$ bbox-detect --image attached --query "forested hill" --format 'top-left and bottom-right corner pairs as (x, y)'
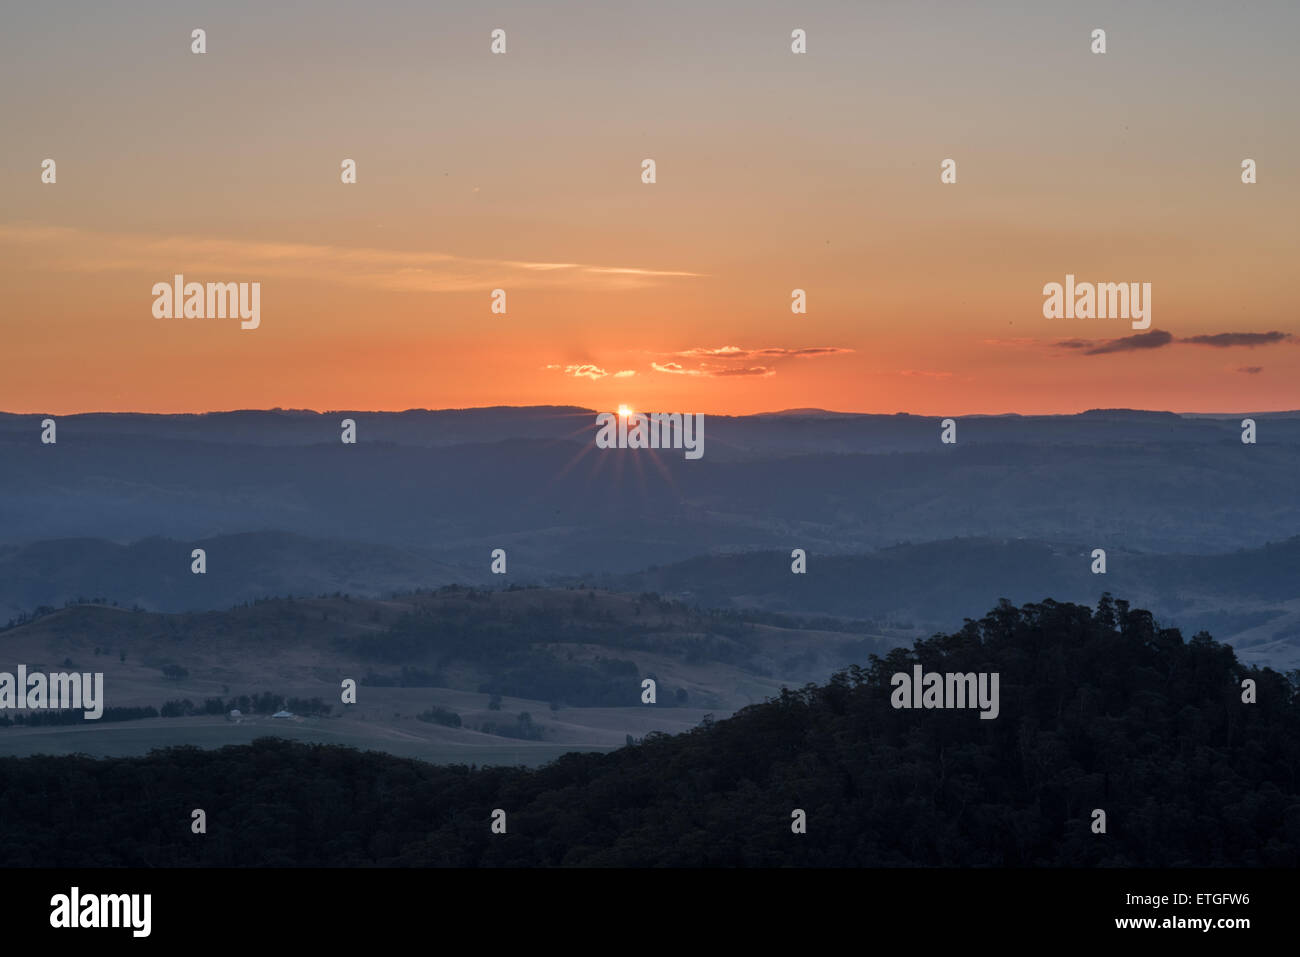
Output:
(1, 596), (1296, 867)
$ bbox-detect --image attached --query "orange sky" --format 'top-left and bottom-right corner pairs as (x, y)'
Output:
(3, 2), (1298, 416)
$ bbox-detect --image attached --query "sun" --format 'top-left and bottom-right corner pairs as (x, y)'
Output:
(617, 404), (633, 418)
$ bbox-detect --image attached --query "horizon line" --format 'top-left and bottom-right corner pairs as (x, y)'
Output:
(2, 405), (1299, 419)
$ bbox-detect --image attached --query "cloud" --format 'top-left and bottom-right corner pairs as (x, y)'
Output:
(1050, 330), (1175, 355)
(672, 345), (852, 360)
(1055, 328), (1294, 357)
(755, 346), (853, 358)
(585, 266), (703, 278)
(650, 345), (849, 378)
(1083, 330), (1175, 355)
(674, 347), (748, 359)
(1237, 366), (1264, 374)
(548, 364), (609, 379)
(650, 361), (773, 377)
(1183, 331), (1292, 348)
(0, 223), (703, 293)
(504, 261), (583, 272)
(546, 364), (635, 379)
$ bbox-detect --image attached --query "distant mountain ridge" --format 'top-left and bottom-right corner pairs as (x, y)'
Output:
(4, 407), (1299, 563)
(5, 405), (1300, 449)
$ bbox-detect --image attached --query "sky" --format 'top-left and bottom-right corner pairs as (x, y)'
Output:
(2, 0), (1298, 416)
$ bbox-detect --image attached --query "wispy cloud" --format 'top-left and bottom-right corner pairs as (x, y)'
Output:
(585, 266), (702, 278)
(648, 344), (849, 378)
(1237, 366), (1264, 374)
(709, 366), (776, 377)
(546, 363), (612, 380)
(672, 345), (853, 360)
(651, 361), (774, 377)
(0, 223), (703, 293)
